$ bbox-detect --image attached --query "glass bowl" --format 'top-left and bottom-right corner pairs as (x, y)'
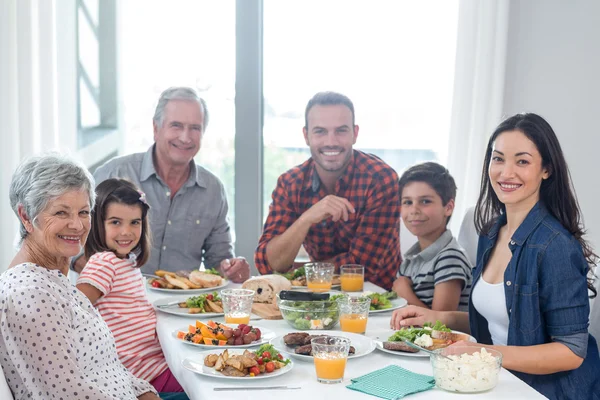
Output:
(430, 346), (502, 393)
(276, 294), (340, 330)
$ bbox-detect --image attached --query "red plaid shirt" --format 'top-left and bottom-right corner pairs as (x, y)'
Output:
(255, 150), (401, 290)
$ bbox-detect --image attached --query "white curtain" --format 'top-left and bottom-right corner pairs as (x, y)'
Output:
(0, 0), (78, 273)
(447, 0), (510, 234)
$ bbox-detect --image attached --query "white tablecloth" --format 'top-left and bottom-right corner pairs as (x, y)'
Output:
(149, 282), (545, 400)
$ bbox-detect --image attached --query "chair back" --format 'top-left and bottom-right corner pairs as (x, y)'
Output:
(457, 206), (478, 267)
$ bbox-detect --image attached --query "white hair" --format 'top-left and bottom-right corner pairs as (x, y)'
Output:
(152, 86), (209, 130)
(9, 153), (96, 243)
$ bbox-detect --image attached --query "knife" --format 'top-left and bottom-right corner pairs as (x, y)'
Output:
(155, 300), (182, 308)
(401, 339), (453, 360)
(213, 386), (301, 391)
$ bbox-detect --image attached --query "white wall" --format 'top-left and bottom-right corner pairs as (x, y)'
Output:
(502, 0), (600, 251)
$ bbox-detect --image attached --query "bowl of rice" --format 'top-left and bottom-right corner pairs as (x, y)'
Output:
(430, 346), (502, 393)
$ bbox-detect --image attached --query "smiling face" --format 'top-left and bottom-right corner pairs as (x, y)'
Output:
(488, 130), (549, 210)
(103, 202), (143, 258)
(303, 104), (359, 176)
(401, 181), (454, 245)
(153, 99), (204, 167)
(27, 190), (91, 259)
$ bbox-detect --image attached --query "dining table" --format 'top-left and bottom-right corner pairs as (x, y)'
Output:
(148, 281), (546, 400)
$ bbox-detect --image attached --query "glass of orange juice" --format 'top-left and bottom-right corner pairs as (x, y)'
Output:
(220, 289), (254, 324)
(311, 336), (351, 384)
(304, 263), (335, 292)
(340, 264), (364, 292)
(337, 296), (370, 334)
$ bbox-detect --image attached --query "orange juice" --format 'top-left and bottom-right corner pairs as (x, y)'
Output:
(225, 313), (250, 324)
(340, 273), (364, 292)
(340, 313), (368, 333)
(314, 354), (347, 381)
(307, 281), (332, 292)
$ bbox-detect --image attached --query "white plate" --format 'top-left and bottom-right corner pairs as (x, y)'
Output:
(374, 330), (476, 358)
(147, 279), (229, 294)
(182, 350), (294, 380)
(269, 330), (376, 361)
(369, 297), (408, 314)
(153, 296), (224, 318)
(173, 325), (276, 349)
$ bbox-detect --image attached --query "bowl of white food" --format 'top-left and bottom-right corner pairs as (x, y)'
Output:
(430, 346), (502, 393)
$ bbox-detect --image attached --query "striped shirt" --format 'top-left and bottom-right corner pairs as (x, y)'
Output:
(77, 252), (168, 382)
(399, 230), (472, 311)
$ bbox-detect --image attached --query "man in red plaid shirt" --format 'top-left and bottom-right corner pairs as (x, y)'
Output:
(255, 92), (401, 290)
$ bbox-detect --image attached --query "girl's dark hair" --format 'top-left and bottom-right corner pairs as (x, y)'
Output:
(474, 113), (597, 297)
(398, 161), (457, 225)
(85, 178), (151, 268)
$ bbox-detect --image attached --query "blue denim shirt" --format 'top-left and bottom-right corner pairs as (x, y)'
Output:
(469, 202), (600, 400)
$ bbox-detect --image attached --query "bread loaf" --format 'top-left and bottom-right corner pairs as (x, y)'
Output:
(242, 275), (292, 303)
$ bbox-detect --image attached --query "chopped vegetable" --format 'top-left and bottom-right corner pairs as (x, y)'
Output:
(388, 320), (451, 342)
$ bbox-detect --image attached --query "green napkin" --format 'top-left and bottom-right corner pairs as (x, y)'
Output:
(346, 364), (435, 400)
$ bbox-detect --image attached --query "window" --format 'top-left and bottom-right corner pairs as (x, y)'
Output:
(262, 0), (459, 217)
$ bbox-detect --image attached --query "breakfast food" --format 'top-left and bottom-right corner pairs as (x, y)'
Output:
(204, 345), (290, 377)
(177, 320), (262, 346)
(241, 274), (291, 303)
(148, 269), (224, 290)
(283, 332), (356, 356)
(384, 321), (470, 353)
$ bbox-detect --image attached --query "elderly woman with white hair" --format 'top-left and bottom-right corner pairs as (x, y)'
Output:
(0, 154), (161, 400)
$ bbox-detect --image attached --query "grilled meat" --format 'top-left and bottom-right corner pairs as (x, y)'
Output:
(283, 332), (310, 346)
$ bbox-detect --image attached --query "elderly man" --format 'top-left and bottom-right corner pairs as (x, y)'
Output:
(255, 91), (401, 290)
(75, 87), (249, 283)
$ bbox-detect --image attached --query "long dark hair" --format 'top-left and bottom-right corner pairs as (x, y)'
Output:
(474, 113), (597, 297)
(85, 178), (151, 267)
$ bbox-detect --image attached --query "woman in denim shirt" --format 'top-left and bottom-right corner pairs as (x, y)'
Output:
(391, 113), (599, 400)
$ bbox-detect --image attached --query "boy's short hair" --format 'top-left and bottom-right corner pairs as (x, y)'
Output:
(399, 162), (457, 223)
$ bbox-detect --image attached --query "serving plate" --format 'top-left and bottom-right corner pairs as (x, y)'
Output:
(270, 330), (376, 361)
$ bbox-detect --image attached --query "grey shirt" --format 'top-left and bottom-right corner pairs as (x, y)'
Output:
(93, 145), (234, 274)
(399, 229), (472, 311)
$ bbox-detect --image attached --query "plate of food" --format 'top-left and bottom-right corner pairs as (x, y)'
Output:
(147, 269), (229, 293)
(270, 330), (376, 361)
(329, 292), (407, 314)
(375, 321), (475, 358)
(182, 345), (293, 380)
(153, 292), (223, 317)
(174, 320), (275, 349)
(279, 267), (342, 289)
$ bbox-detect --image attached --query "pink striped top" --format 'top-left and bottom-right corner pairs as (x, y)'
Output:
(77, 251), (168, 382)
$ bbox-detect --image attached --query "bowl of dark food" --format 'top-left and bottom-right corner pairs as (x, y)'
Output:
(276, 293), (340, 330)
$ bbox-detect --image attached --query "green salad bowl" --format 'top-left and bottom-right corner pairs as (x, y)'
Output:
(276, 293), (340, 330)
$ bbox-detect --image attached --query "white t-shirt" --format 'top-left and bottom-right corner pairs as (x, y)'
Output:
(471, 275), (510, 346)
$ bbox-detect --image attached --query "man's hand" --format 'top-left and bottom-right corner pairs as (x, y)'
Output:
(220, 257), (250, 283)
(299, 195), (355, 225)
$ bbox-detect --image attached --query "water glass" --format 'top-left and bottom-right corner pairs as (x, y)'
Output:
(311, 336), (351, 384)
(220, 289), (254, 324)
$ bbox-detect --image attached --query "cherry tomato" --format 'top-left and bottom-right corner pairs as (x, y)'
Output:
(262, 351), (271, 359)
(277, 353), (283, 360)
(151, 281), (161, 288)
(265, 361), (275, 373)
(257, 357), (264, 365)
(249, 366), (260, 376)
(206, 294), (214, 301)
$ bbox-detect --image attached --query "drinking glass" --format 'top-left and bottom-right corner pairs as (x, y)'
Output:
(304, 262), (335, 292)
(337, 296), (370, 334)
(340, 264), (364, 292)
(220, 289), (254, 324)
(311, 336), (351, 384)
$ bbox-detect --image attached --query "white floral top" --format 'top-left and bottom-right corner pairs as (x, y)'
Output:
(0, 263), (157, 400)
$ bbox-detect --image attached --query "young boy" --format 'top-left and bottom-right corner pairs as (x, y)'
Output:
(393, 162), (472, 311)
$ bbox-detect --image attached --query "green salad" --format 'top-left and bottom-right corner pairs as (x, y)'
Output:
(185, 291), (220, 311)
(279, 266), (305, 281)
(254, 344), (291, 365)
(280, 298), (339, 330)
(330, 291), (397, 310)
(203, 268), (221, 276)
(388, 320), (451, 342)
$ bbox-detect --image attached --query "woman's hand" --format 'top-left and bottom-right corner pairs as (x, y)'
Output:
(390, 305), (440, 330)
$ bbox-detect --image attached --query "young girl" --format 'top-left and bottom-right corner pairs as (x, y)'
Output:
(391, 113), (600, 400)
(76, 178), (187, 397)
